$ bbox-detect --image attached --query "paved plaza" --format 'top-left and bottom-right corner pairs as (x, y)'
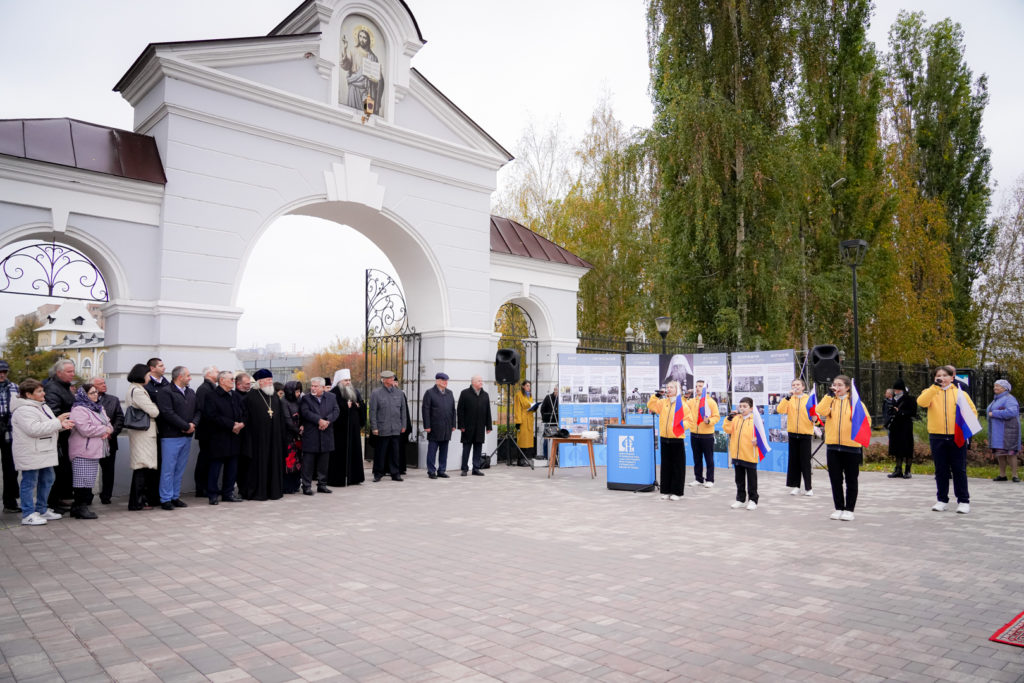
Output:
(2, 463), (1024, 682)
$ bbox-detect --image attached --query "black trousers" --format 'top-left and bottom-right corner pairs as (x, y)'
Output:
(930, 435), (969, 503)
(99, 449), (117, 502)
(734, 464), (758, 503)
(691, 433), (715, 483)
(374, 435), (401, 477)
(461, 442), (483, 473)
(1, 435), (18, 509)
(47, 433), (72, 506)
(194, 439), (210, 495)
(207, 456), (237, 499)
(660, 437), (686, 495)
(301, 451), (329, 489)
(786, 433), (812, 489)
(826, 446), (862, 511)
(426, 440), (449, 474)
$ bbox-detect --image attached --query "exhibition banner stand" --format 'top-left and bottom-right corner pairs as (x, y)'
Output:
(606, 424), (657, 491)
(557, 353), (622, 467)
(730, 349), (796, 473)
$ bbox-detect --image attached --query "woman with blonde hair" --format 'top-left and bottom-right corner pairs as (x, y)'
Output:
(647, 380), (689, 500)
(125, 363), (160, 510)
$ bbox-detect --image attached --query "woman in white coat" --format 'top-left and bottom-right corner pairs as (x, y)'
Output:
(125, 363), (160, 510)
(12, 378), (74, 525)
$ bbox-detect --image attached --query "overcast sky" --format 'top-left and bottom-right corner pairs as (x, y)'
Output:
(0, 0), (1020, 351)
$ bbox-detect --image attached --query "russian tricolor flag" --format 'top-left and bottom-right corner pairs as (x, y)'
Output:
(751, 408), (771, 461)
(806, 388), (819, 425)
(954, 389), (982, 447)
(849, 379), (872, 447)
(672, 394), (686, 437)
(696, 385), (708, 423)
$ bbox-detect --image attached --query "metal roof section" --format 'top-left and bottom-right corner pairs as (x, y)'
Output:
(490, 215), (592, 269)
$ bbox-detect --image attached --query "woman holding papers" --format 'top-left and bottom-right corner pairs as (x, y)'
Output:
(647, 381), (689, 500)
(816, 375), (870, 521)
(917, 365), (979, 514)
(776, 378), (814, 497)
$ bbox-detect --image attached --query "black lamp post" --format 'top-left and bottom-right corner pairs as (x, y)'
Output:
(839, 239), (868, 388)
(655, 316), (671, 355)
(624, 325), (635, 354)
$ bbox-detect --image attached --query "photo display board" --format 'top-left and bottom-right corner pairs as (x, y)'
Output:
(557, 354), (622, 467)
(729, 349), (796, 472)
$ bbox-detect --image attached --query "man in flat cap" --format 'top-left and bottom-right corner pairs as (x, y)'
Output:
(243, 368), (285, 500)
(369, 370), (407, 482)
(457, 375), (492, 476)
(328, 368), (366, 486)
(422, 372), (456, 479)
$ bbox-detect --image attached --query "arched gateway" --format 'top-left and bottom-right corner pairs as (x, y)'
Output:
(0, 0), (590, 460)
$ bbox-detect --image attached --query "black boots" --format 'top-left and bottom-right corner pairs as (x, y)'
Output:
(70, 487), (98, 519)
(903, 459), (912, 478)
(128, 470), (148, 510)
(887, 461), (903, 478)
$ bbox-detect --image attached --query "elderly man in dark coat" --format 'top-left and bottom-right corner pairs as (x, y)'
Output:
(193, 365), (219, 498)
(44, 359), (76, 512)
(369, 370), (407, 482)
(243, 368), (285, 501)
(202, 370), (245, 504)
(457, 375), (492, 477)
(422, 372), (456, 479)
(886, 379), (918, 479)
(328, 369), (366, 487)
(298, 376), (339, 495)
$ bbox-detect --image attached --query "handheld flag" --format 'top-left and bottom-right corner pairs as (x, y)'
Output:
(751, 407), (771, 461)
(805, 388), (819, 426)
(849, 379), (872, 448)
(672, 394), (686, 437)
(954, 388), (982, 447)
(697, 385), (708, 423)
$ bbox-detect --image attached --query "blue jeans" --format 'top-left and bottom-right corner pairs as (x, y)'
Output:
(159, 437), (192, 503)
(426, 440), (449, 474)
(19, 467), (54, 518)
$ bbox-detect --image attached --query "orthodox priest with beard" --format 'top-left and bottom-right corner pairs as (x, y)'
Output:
(242, 369), (285, 500)
(328, 369), (366, 486)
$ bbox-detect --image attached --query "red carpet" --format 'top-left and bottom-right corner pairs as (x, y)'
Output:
(990, 611), (1024, 647)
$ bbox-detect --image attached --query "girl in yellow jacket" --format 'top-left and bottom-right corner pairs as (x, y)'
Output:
(684, 379), (720, 488)
(815, 375), (869, 522)
(723, 397), (759, 510)
(916, 365), (977, 514)
(647, 381), (688, 500)
(776, 378), (815, 497)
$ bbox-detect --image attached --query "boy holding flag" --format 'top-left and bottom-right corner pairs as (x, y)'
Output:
(723, 397), (769, 510)
(685, 379), (720, 488)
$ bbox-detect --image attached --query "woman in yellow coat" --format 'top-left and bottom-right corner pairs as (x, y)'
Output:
(916, 365), (978, 514)
(513, 381), (536, 461)
(776, 378), (815, 496)
(816, 375), (870, 522)
(647, 381), (689, 500)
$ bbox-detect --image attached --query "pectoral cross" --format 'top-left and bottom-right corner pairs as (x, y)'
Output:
(267, 408), (274, 417)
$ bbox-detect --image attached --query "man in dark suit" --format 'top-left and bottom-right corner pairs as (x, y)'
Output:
(44, 359), (76, 512)
(155, 366), (199, 510)
(193, 365), (219, 497)
(93, 376), (124, 505)
(457, 375), (492, 476)
(298, 377), (340, 495)
(422, 372), (456, 479)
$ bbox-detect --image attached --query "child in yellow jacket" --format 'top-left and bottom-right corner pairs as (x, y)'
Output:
(815, 375), (870, 522)
(916, 365), (979, 514)
(685, 379), (720, 488)
(647, 381), (688, 499)
(723, 397), (759, 510)
(776, 378), (815, 497)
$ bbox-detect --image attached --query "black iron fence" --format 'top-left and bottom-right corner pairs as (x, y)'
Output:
(577, 334), (730, 356)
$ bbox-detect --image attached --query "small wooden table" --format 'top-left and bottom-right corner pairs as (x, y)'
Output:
(548, 437), (597, 478)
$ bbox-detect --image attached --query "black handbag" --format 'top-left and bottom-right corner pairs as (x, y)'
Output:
(123, 388), (151, 430)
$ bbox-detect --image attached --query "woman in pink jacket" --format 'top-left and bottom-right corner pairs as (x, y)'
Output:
(69, 384), (113, 520)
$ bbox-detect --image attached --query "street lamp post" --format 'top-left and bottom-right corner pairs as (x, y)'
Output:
(655, 316), (671, 355)
(839, 239), (868, 389)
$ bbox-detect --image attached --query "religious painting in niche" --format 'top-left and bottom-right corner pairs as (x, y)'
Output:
(339, 15), (386, 117)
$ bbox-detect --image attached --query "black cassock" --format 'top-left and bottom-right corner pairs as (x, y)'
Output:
(328, 385), (366, 486)
(243, 390), (285, 500)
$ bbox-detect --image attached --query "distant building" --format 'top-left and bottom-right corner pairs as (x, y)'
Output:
(33, 300), (106, 379)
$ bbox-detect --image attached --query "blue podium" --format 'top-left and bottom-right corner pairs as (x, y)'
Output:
(606, 425), (657, 491)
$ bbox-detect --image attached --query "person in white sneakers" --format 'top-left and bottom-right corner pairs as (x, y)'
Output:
(685, 379), (720, 488)
(816, 376), (869, 521)
(724, 398), (759, 510)
(11, 378), (75, 525)
(917, 365), (978, 514)
(776, 378), (814, 497)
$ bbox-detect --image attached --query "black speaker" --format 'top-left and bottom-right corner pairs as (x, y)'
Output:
(809, 344), (841, 381)
(495, 348), (520, 384)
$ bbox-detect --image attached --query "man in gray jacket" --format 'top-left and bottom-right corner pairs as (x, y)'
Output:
(369, 370), (407, 482)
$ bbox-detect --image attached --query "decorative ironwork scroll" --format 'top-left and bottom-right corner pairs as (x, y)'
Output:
(0, 242), (108, 302)
(365, 268), (413, 337)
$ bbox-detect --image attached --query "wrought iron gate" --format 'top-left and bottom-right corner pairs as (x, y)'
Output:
(364, 269), (421, 468)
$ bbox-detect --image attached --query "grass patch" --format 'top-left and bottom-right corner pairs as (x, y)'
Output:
(859, 461), (1005, 480)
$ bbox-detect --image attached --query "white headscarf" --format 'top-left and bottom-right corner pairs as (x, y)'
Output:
(333, 369), (351, 386)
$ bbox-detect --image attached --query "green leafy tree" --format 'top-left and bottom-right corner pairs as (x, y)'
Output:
(3, 316), (59, 383)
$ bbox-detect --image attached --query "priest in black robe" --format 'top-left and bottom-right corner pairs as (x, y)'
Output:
(242, 368), (285, 501)
(328, 369), (366, 486)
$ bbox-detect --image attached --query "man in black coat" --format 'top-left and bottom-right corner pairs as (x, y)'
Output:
(422, 372), (456, 479)
(202, 370), (245, 505)
(44, 359), (76, 511)
(143, 357), (171, 506)
(298, 377), (340, 495)
(243, 369), (285, 501)
(193, 365), (219, 497)
(457, 375), (492, 476)
(886, 379), (918, 479)
(155, 366), (199, 510)
(94, 376), (125, 505)
(328, 369), (366, 487)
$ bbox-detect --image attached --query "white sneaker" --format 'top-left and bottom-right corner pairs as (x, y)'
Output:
(932, 502), (948, 512)
(840, 511), (855, 521)
(669, 494), (680, 501)
(790, 488), (800, 496)
(956, 503), (970, 514)
(703, 481), (714, 488)
(40, 508), (62, 521)
(688, 481), (700, 487)
(21, 512), (46, 526)
(660, 494), (670, 500)
(829, 510), (843, 520)
(804, 489), (814, 497)
(730, 501), (745, 509)
(746, 501), (757, 511)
